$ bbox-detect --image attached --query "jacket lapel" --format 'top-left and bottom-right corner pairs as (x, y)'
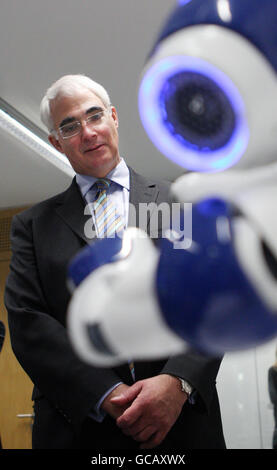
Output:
(55, 178), (95, 245)
(55, 170), (161, 243)
(128, 167), (160, 230)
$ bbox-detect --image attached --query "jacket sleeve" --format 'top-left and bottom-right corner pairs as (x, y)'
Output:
(160, 350), (223, 412)
(4, 213), (124, 433)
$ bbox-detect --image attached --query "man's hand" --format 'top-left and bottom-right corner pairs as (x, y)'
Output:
(101, 383), (132, 419)
(110, 374), (187, 448)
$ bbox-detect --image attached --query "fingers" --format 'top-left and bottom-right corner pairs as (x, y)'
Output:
(112, 376), (181, 449)
(110, 381), (142, 406)
(117, 414), (148, 437)
(119, 416), (165, 449)
(140, 431), (165, 449)
(116, 406), (165, 449)
(101, 383), (132, 419)
(116, 399), (142, 429)
(134, 425), (156, 443)
(118, 416), (161, 448)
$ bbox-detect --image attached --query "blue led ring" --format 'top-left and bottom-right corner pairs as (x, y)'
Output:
(138, 55), (249, 172)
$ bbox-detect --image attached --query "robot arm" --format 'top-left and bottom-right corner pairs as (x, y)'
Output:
(67, 197), (277, 366)
(67, 229), (185, 367)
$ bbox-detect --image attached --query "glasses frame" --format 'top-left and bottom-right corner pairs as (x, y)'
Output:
(52, 106), (112, 140)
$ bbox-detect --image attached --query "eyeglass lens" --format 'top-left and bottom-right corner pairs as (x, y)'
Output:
(59, 110), (105, 138)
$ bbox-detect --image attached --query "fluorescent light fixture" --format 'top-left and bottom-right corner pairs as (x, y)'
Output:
(0, 98), (74, 177)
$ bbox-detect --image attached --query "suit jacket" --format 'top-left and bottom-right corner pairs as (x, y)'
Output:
(5, 167), (226, 450)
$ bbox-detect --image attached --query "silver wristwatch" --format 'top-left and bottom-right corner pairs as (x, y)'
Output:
(178, 378), (193, 396)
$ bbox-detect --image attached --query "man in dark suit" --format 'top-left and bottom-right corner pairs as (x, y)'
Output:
(4, 74), (226, 450)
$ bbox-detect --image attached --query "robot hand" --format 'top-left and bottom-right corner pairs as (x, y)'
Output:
(67, 198), (277, 366)
(67, 228), (185, 366)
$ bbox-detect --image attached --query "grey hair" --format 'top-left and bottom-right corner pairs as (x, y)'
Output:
(40, 74), (112, 133)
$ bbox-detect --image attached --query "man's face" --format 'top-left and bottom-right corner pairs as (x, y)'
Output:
(49, 88), (120, 178)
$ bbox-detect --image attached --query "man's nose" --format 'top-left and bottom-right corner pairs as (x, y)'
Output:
(81, 121), (97, 139)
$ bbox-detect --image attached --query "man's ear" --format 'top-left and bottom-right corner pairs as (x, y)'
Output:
(111, 106), (119, 128)
(48, 134), (64, 154)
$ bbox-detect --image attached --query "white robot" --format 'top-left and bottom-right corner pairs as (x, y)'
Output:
(67, 0), (277, 367)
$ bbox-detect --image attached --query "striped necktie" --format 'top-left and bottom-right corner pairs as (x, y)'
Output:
(93, 178), (135, 380)
(93, 178), (124, 238)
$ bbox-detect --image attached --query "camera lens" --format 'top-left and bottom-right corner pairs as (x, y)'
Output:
(160, 71), (236, 151)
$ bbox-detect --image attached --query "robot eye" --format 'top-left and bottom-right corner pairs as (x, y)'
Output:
(139, 55), (249, 172)
(160, 71), (236, 152)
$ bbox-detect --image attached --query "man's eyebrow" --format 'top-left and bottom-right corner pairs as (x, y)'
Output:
(59, 106), (103, 128)
(59, 116), (76, 128)
(85, 106), (103, 115)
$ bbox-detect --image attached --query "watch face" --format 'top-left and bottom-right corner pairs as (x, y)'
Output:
(184, 384), (192, 395)
(180, 378), (192, 395)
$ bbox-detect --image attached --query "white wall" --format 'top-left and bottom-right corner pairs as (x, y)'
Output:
(217, 338), (276, 449)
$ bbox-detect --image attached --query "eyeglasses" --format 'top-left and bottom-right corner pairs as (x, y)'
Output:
(57, 108), (110, 139)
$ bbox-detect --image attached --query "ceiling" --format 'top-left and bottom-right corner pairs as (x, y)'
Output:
(0, 0), (185, 210)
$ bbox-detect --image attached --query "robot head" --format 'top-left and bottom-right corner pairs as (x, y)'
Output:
(138, 0), (277, 172)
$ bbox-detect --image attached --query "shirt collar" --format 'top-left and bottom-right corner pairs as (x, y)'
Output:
(76, 158), (130, 198)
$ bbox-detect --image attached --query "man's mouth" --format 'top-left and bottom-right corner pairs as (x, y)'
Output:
(83, 144), (104, 153)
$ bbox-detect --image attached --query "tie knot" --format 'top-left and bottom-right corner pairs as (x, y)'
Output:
(95, 178), (111, 192)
